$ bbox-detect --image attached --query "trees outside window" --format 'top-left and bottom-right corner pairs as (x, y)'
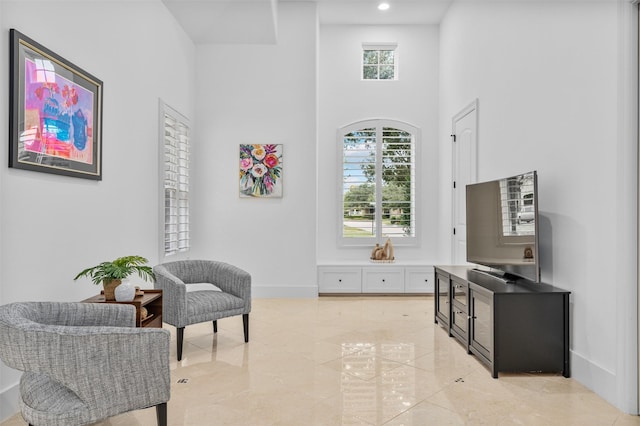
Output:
(362, 43), (397, 80)
(340, 119), (418, 246)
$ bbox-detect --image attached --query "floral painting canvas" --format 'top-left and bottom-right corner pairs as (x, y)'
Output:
(239, 144), (283, 198)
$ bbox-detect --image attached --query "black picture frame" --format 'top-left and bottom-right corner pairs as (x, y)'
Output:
(9, 29), (103, 180)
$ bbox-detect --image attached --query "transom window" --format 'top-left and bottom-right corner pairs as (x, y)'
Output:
(340, 119), (418, 246)
(362, 43), (397, 80)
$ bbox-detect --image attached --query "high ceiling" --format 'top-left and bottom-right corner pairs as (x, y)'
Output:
(161, 0), (455, 44)
(315, 0), (453, 25)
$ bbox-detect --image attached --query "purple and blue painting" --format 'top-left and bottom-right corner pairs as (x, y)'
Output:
(22, 58), (94, 164)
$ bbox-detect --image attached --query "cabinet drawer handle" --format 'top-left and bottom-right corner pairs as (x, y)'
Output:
(382, 279), (386, 283)
(338, 279), (342, 282)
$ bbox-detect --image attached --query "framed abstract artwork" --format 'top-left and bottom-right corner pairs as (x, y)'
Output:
(9, 29), (103, 180)
(239, 144), (283, 198)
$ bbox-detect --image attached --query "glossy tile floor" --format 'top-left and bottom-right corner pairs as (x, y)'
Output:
(3, 296), (640, 425)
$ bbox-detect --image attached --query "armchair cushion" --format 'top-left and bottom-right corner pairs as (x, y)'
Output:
(20, 372), (87, 424)
(187, 291), (245, 323)
(186, 283), (222, 292)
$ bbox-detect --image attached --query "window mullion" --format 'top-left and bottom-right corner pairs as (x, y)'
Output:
(375, 124), (383, 240)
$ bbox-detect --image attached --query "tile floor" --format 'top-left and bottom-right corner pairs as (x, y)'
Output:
(2, 296), (640, 425)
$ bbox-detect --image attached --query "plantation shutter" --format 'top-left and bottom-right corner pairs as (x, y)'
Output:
(162, 104), (190, 256)
(342, 128), (377, 237)
(381, 127), (415, 238)
(340, 120), (417, 245)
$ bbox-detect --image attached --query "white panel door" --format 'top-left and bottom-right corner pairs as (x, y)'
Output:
(451, 100), (478, 265)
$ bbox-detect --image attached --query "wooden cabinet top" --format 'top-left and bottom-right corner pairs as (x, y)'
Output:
(82, 289), (162, 305)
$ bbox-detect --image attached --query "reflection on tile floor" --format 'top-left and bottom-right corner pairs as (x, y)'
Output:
(2, 296), (640, 425)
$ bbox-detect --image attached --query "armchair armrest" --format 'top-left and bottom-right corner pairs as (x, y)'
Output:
(153, 265), (188, 326)
(207, 262), (251, 310)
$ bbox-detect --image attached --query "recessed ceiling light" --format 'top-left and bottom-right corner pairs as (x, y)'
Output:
(378, 2), (390, 11)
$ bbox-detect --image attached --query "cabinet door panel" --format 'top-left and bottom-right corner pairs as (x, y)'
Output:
(318, 268), (362, 293)
(470, 288), (492, 361)
(451, 306), (468, 337)
(405, 267), (434, 293)
(452, 278), (467, 307)
(435, 273), (450, 323)
(362, 268), (404, 293)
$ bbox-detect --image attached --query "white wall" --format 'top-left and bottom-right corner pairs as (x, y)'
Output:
(317, 24), (439, 263)
(0, 1), (195, 420)
(0, 0), (637, 419)
(190, 2), (318, 297)
(439, 0), (637, 413)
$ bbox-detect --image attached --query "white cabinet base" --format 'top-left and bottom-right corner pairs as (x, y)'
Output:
(318, 264), (434, 295)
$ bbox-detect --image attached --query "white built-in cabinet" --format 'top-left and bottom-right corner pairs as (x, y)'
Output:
(317, 263), (434, 294)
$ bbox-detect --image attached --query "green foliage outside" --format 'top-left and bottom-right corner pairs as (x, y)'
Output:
(343, 127), (413, 236)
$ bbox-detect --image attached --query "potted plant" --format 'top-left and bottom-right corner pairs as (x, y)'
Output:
(74, 255), (155, 301)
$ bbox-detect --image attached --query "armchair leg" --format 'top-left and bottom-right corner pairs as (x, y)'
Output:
(243, 313), (249, 343)
(213, 320), (217, 333)
(177, 327), (185, 361)
(156, 402), (167, 426)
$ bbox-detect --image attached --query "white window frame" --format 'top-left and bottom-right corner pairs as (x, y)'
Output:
(362, 42), (398, 81)
(338, 119), (420, 247)
(159, 100), (190, 258)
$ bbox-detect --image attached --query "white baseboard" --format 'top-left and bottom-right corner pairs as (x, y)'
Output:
(252, 285), (318, 298)
(0, 382), (20, 423)
(570, 350), (630, 413)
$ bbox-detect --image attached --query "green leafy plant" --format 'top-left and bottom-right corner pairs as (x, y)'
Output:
(74, 255), (155, 285)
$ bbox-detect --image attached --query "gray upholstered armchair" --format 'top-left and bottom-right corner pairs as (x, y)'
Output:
(0, 302), (171, 426)
(153, 260), (251, 361)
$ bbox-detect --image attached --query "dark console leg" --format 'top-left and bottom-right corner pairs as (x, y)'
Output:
(213, 320), (217, 333)
(563, 293), (571, 378)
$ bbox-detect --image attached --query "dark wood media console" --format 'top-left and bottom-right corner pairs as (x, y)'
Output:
(435, 265), (570, 378)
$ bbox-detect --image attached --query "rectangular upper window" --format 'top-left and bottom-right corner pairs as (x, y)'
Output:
(362, 43), (398, 80)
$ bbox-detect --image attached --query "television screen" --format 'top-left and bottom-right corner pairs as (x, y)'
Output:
(466, 171), (539, 282)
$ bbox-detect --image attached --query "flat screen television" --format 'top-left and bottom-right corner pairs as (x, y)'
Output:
(466, 170), (540, 282)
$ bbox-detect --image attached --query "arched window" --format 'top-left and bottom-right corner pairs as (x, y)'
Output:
(339, 119), (419, 246)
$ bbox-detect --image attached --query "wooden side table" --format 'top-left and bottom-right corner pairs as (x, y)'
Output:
(82, 289), (163, 328)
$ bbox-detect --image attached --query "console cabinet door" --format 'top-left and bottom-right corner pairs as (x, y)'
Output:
(469, 285), (493, 368)
(435, 272), (450, 328)
(450, 277), (468, 347)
